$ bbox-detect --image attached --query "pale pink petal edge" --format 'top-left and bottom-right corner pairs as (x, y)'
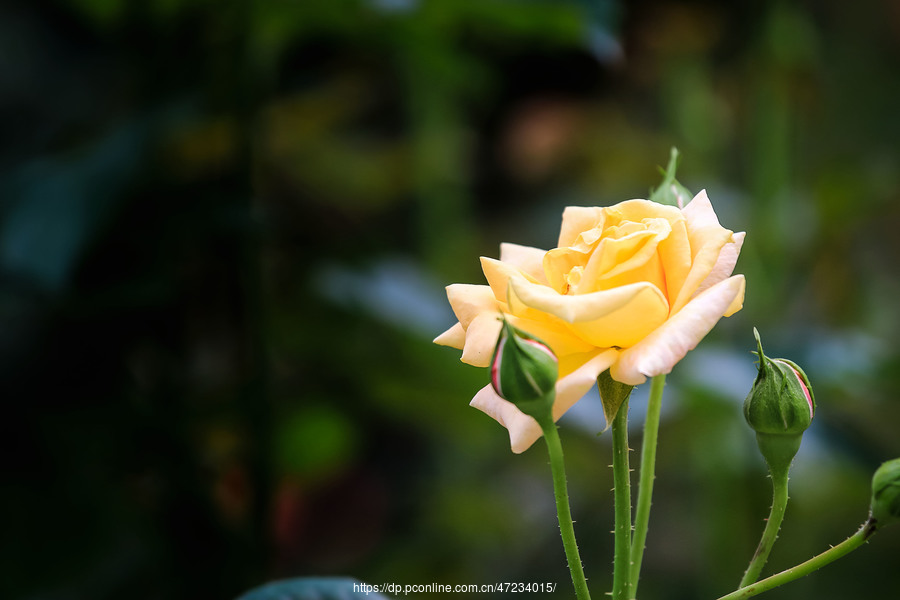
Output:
(681, 189), (721, 230)
(610, 275), (746, 386)
(695, 231), (745, 295)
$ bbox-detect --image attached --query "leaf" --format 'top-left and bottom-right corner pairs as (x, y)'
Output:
(236, 577), (392, 600)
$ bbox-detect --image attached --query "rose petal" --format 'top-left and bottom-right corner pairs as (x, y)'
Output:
(506, 315), (596, 357)
(470, 385), (542, 454)
(657, 217), (692, 305)
(557, 206), (606, 249)
(480, 257), (541, 303)
(434, 322), (465, 348)
(471, 348), (619, 453)
(461, 312), (504, 367)
(668, 191), (737, 314)
(508, 276), (669, 348)
(604, 199), (683, 226)
(543, 247), (589, 294)
(669, 228), (735, 314)
(499, 243), (549, 285)
(508, 276), (663, 323)
(695, 231), (745, 295)
(722, 278), (745, 317)
(578, 218), (670, 294)
(610, 275), (746, 385)
(446, 284), (498, 328)
(681, 189), (721, 232)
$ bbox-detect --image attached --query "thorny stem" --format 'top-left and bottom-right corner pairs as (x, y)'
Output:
(739, 466), (790, 587)
(611, 400), (632, 600)
(717, 518), (877, 600)
(541, 418), (592, 600)
(629, 374), (666, 598)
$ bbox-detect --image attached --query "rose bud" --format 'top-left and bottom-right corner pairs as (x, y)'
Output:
(743, 328), (815, 475)
(649, 147), (693, 209)
(871, 457), (900, 528)
(490, 318), (558, 422)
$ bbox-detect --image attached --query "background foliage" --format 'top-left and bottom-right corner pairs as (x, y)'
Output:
(2, 0), (900, 598)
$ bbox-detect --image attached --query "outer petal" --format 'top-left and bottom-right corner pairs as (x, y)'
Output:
(694, 231), (745, 295)
(610, 275), (746, 385)
(460, 312), (504, 367)
(669, 228), (734, 314)
(470, 384), (542, 454)
(433, 322), (465, 348)
(670, 192), (736, 314)
(471, 348), (619, 453)
(499, 243), (549, 285)
(722, 277), (745, 317)
(681, 189), (722, 232)
(446, 284), (498, 328)
(480, 257), (541, 303)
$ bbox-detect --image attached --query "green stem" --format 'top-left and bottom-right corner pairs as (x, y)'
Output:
(717, 519), (877, 600)
(629, 374), (666, 598)
(611, 399), (632, 600)
(740, 467), (790, 587)
(541, 419), (592, 600)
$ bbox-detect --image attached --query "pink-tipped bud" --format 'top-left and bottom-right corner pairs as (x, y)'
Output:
(744, 328), (816, 475)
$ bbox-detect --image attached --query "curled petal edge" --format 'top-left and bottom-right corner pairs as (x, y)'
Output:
(509, 276), (667, 324)
(610, 274), (746, 386)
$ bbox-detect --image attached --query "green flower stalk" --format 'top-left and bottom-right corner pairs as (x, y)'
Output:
(719, 460), (900, 600)
(740, 328), (815, 588)
(489, 318), (591, 600)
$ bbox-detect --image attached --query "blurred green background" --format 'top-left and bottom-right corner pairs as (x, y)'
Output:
(2, 0), (899, 598)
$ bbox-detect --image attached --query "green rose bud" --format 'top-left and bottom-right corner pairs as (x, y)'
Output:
(490, 318), (558, 423)
(744, 328), (815, 476)
(649, 147), (693, 209)
(871, 458), (900, 528)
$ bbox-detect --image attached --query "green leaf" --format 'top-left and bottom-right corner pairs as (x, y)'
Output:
(236, 577), (392, 600)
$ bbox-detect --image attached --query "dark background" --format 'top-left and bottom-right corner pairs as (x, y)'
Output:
(2, 0), (900, 598)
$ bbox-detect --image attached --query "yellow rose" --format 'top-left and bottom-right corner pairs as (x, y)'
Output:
(435, 191), (746, 453)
